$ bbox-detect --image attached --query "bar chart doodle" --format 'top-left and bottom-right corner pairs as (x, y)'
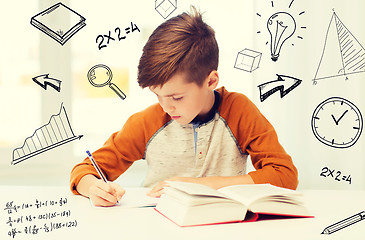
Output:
(30, 2), (86, 46)
(313, 11), (365, 84)
(12, 103), (83, 165)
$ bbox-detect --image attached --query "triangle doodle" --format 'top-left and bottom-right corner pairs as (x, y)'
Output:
(313, 12), (365, 84)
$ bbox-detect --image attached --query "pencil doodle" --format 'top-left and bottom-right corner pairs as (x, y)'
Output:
(32, 74), (61, 92)
(257, 74), (302, 102)
(311, 97), (363, 148)
(87, 64), (127, 100)
(11, 103), (83, 165)
(313, 10), (365, 84)
(256, 0), (306, 61)
(30, 2), (86, 46)
(234, 49), (262, 72)
(96, 22), (140, 50)
(155, 0), (177, 19)
(321, 211), (365, 234)
(319, 166), (352, 184)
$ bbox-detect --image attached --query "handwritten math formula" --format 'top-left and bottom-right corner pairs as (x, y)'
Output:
(3, 197), (78, 238)
(96, 22), (140, 50)
(320, 166), (352, 184)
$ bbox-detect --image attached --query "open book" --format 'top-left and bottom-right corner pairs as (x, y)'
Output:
(155, 182), (312, 227)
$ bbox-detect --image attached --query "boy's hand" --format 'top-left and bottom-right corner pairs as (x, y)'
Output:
(89, 180), (125, 207)
(147, 177), (204, 198)
(147, 175), (255, 198)
(77, 174), (125, 207)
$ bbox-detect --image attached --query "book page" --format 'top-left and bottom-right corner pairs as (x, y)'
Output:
(91, 188), (158, 208)
(166, 181), (227, 198)
(218, 184), (302, 205)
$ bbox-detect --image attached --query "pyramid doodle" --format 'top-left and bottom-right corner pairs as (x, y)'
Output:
(313, 12), (365, 83)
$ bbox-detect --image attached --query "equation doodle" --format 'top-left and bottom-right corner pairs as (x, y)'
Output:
(320, 166), (352, 184)
(96, 22), (140, 50)
(3, 197), (78, 239)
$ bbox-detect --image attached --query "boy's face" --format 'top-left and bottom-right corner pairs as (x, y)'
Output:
(150, 71), (218, 125)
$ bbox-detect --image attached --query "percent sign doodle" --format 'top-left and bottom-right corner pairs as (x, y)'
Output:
(87, 64), (126, 100)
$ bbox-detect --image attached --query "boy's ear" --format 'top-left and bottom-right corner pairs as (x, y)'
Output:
(206, 70), (219, 89)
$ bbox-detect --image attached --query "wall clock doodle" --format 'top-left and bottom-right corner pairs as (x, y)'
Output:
(311, 97), (363, 148)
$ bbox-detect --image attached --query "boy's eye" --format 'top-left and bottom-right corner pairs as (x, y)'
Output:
(172, 96), (183, 101)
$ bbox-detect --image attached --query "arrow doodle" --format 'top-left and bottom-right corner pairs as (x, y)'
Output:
(32, 74), (62, 92)
(257, 74), (302, 102)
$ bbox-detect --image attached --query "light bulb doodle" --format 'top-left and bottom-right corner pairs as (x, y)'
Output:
(267, 12), (296, 61)
(256, 0), (306, 62)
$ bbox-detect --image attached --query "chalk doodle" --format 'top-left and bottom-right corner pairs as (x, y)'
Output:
(313, 10), (365, 84)
(87, 64), (127, 100)
(256, 0), (306, 61)
(257, 74), (302, 102)
(32, 74), (62, 92)
(319, 166), (352, 184)
(311, 97), (363, 148)
(155, 0), (177, 19)
(96, 22), (140, 50)
(234, 48), (262, 72)
(11, 103), (83, 165)
(30, 2), (86, 46)
(321, 211), (365, 235)
(3, 197), (78, 238)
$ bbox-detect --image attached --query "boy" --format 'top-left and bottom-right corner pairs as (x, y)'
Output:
(70, 7), (298, 206)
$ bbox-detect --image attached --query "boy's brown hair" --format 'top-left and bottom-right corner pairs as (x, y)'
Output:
(137, 6), (219, 88)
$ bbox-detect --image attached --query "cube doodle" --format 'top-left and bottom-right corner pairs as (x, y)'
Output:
(234, 48), (262, 72)
(155, 0), (177, 19)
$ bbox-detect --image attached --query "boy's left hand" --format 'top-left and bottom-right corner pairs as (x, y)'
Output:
(147, 175), (254, 198)
(147, 176), (209, 198)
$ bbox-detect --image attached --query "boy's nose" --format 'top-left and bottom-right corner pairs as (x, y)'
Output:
(160, 99), (175, 113)
(163, 103), (175, 113)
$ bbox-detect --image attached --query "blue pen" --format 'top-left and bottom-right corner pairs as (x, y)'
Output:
(86, 150), (108, 182)
(86, 150), (120, 204)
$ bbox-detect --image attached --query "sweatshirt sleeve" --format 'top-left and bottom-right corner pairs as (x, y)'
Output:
(218, 88), (298, 190)
(69, 104), (168, 195)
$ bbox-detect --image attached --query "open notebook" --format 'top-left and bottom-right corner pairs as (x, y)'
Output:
(90, 188), (158, 208)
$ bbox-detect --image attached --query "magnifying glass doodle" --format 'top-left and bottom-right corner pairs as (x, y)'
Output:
(87, 64), (126, 100)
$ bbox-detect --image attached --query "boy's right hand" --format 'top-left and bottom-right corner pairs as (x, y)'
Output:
(77, 174), (125, 207)
(89, 180), (125, 207)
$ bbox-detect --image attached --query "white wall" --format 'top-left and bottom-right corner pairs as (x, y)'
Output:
(0, 0), (364, 190)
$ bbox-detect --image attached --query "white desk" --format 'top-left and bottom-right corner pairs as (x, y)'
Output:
(0, 186), (364, 240)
